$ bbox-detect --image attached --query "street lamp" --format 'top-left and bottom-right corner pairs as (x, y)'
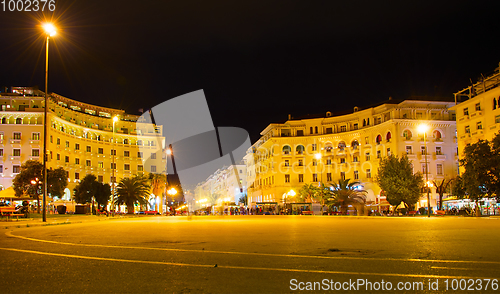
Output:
(111, 115), (118, 212)
(283, 189), (295, 214)
(42, 22), (56, 222)
(164, 147), (172, 214)
(418, 123), (431, 217)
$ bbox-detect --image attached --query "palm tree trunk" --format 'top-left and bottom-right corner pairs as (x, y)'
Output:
(127, 203), (135, 214)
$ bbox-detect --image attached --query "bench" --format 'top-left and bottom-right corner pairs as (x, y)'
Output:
(435, 210), (446, 215)
(302, 211), (314, 215)
(0, 207), (24, 221)
(408, 211), (417, 216)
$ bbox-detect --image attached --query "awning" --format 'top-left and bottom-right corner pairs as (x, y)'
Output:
(0, 187), (33, 201)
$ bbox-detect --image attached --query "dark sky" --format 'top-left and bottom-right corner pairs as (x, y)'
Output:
(1, 1), (499, 142)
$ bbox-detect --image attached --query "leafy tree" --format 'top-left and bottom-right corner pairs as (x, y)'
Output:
(432, 178), (453, 210)
(12, 160), (68, 212)
(115, 175), (151, 214)
(94, 183), (111, 210)
(149, 173), (166, 211)
(376, 154), (423, 210)
(326, 179), (366, 214)
(315, 183), (331, 214)
(73, 174), (99, 204)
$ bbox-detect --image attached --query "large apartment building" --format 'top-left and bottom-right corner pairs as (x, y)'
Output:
(245, 99), (458, 210)
(450, 65), (500, 172)
(0, 87), (165, 200)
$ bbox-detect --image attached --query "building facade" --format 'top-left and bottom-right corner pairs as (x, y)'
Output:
(245, 99), (459, 210)
(0, 87), (165, 204)
(451, 66), (500, 172)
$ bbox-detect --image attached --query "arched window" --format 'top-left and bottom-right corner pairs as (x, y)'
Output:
(386, 132), (392, 141)
(376, 135), (382, 144)
(123, 138), (128, 144)
(296, 145), (305, 155)
(433, 130), (442, 139)
(1, 117), (6, 124)
(403, 129), (412, 140)
(314, 126), (318, 134)
(338, 141), (346, 151)
(16, 118), (22, 124)
(324, 143), (333, 152)
(351, 140), (359, 150)
(282, 145), (291, 155)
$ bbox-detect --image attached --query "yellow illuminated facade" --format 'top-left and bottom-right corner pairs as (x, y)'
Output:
(245, 99), (458, 209)
(0, 87), (165, 199)
(450, 67), (500, 173)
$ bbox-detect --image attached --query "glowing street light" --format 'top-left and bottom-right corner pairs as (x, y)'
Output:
(418, 123), (431, 217)
(41, 22), (57, 222)
(111, 116), (119, 212)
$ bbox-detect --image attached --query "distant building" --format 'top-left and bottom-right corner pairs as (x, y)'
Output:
(450, 65), (500, 173)
(0, 87), (165, 206)
(245, 99), (458, 210)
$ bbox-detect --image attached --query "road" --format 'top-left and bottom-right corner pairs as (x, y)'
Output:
(1, 215), (499, 293)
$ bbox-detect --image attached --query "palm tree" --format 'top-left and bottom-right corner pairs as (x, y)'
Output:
(327, 179), (366, 215)
(149, 173), (166, 212)
(115, 175), (151, 214)
(298, 183), (317, 202)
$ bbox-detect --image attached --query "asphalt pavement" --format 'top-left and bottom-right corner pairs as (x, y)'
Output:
(1, 215), (499, 293)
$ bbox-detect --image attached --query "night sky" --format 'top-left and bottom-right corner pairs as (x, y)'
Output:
(1, 1), (499, 142)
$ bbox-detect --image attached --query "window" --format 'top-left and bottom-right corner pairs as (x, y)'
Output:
(32, 149), (40, 157)
(13, 149), (21, 156)
(421, 163), (428, 174)
(137, 152), (143, 158)
(365, 153), (370, 161)
(465, 125), (470, 134)
(436, 146), (442, 155)
(475, 103), (481, 111)
(354, 170), (359, 180)
(387, 148), (391, 156)
(75, 143), (80, 150)
(351, 140), (359, 150)
(421, 146), (427, 155)
(406, 146), (412, 154)
(477, 121), (482, 130)
(298, 159), (303, 166)
(297, 130), (304, 136)
(315, 126), (318, 134)
(365, 136), (369, 144)
(296, 145), (305, 154)
(496, 115), (500, 124)
(282, 145), (291, 155)
(376, 150), (381, 158)
(138, 165), (144, 171)
(111, 163), (116, 169)
(123, 139), (128, 144)
(312, 173), (318, 182)
(353, 123), (358, 130)
(0, 132), (3, 140)
(327, 173), (332, 182)
(111, 149), (116, 156)
(32, 133), (40, 140)
(403, 129), (412, 140)
(56, 138), (60, 145)
(340, 172), (346, 180)
(0, 149), (3, 156)
(326, 159), (332, 165)
(312, 159), (317, 166)
(65, 141), (70, 148)
(433, 130), (442, 139)
(338, 141), (346, 150)
(124, 164), (130, 171)
(86, 146), (91, 152)
(284, 160), (290, 167)
(416, 112), (423, 119)
(151, 153), (156, 159)
(339, 158), (345, 164)
(340, 125), (347, 132)
(325, 127), (332, 134)
(376, 135), (382, 144)
(86, 160), (91, 167)
(65, 156), (70, 163)
(50, 135), (53, 143)
(366, 169), (371, 178)
(310, 127), (313, 134)
(298, 174), (304, 183)
(98, 175), (103, 183)
(437, 164), (443, 175)
(13, 165), (21, 173)
(312, 144), (317, 151)
(75, 158), (80, 165)
(98, 148), (104, 154)
(463, 107), (469, 116)
(75, 172), (80, 180)
(386, 132), (392, 141)
(98, 162), (104, 168)
(12, 132), (21, 140)
(110, 176), (116, 183)
(353, 156), (358, 162)
(124, 150), (130, 157)
(285, 174), (290, 183)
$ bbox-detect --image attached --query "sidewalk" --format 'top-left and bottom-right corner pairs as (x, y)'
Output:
(1, 213), (131, 229)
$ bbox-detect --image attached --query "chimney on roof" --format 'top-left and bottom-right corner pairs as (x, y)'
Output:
(288, 114), (291, 120)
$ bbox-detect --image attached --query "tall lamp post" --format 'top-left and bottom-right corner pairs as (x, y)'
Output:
(164, 148), (172, 214)
(42, 23), (56, 222)
(418, 123), (431, 218)
(111, 116), (118, 212)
